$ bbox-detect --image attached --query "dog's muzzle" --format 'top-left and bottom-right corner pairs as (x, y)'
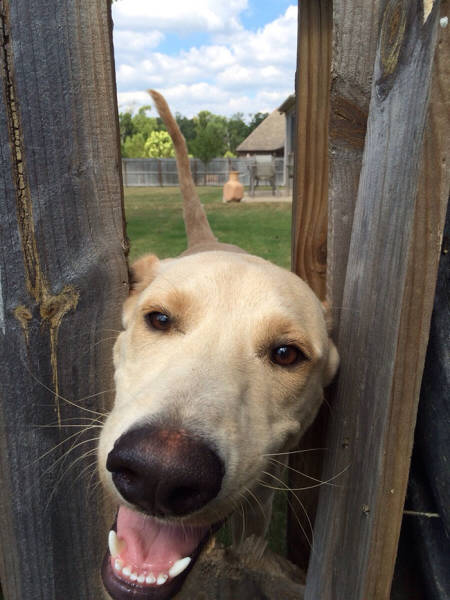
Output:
(106, 424), (224, 517)
(102, 424), (225, 600)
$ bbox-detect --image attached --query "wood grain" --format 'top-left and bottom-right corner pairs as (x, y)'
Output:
(291, 0), (332, 302)
(305, 2), (442, 598)
(288, 0), (332, 571)
(0, 1), (127, 598)
(366, 2), (449, 595)
(328, 0), (383, 328)
(289, 0), (384, 572)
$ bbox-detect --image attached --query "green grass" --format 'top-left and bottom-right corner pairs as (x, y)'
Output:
(125, 186), (291, 556)
(125, 186), (292, 269)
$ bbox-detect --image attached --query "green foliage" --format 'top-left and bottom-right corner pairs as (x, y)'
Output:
(248, 112), (269, 134)
(190, 111), (228, 164)
(122, 133), (147, 158)
(144, 130), (175, 158)
(226, 112), (250, 154)
(119, 106), (158, 157)
(176, 112), (196, 146)
(119, 104), (271, 160)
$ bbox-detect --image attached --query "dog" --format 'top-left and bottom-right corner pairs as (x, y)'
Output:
(98, 90), (339, 600)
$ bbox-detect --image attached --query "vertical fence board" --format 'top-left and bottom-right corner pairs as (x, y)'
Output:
(328, 0), (383, 326)
(0, 1), (127, 598)
(291, 0), (331, 301)
(366, 4), (449, 595)
(305, 2), (441, 599)
(289, 0), (385, 571)
(288, 0), (332, 571)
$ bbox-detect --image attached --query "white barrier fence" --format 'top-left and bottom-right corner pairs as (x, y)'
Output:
(122, 157), (286, 187)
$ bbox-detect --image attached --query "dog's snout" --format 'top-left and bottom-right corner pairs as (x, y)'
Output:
(106, 425), (224, 517)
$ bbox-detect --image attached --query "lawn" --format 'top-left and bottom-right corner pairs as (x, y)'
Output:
(124, 186), (292, 556)
(124, 186), (292, 269)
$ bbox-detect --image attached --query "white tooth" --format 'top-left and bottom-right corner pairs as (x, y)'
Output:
(122, 566), (132, 577)
(146, 573), (156, 584)
(156, 573), (168, 585)
(169, 556), (191, 578)
(137, 574), (145, 584)
(108, 530), (125, 557)
(114, 559), (124, 571)
(130, 573), (137, 581)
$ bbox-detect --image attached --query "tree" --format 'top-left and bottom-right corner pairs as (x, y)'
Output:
(225, 113), (250, 154)
(176, 112), (196, 150)
(190, 111), (227, 165)
(122, 133), (147, 158)
(144, 130), (175, 158)
(119, 112), (136, 145)
(248, 112), (269, 134)
(132, 105), (157, 140)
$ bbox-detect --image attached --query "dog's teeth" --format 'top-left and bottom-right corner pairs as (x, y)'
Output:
(122, 565), (132, 577)
(169, 556), (191, 578)
(108, 530), (125, 557)
(114, 559), (124, 572)
(156, 573), (168, 585)
(137, 574), (145, 583)
(130, 572), (137, 581)
(146, 573), (156, 584)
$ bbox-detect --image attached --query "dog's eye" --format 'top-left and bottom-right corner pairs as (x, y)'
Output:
(145, 311), (171, 331)
(271, 345), (304, 367)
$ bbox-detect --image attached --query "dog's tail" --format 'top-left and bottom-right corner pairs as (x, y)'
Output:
(148, 90), (217, 248)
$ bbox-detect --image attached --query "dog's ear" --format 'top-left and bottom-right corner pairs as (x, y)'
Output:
(321, 300), (339, 385)
(323, 339), (339, 386)
(128, 254), (160, 295)
(123, 254), (160, 328)
(321, 300), (333, 335)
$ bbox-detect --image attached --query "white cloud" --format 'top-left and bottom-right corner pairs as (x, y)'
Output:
(113, 30), (165, 52)
(112, 2), (297, 117)
(112, 0), (248, 34)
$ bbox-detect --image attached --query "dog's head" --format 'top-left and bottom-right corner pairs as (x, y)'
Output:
(98, 250), (338, 600)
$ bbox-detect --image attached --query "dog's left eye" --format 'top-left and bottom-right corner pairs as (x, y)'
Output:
(271, 345), (304, 367)
(145, 311), (171, 331)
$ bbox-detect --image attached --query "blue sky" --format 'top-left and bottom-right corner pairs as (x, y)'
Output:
(111, 0), (297, 119)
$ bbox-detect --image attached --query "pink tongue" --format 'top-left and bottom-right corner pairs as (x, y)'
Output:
(116, 506), (208, 571)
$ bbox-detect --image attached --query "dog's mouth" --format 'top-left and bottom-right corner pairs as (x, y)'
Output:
(102, 505), (218, 600)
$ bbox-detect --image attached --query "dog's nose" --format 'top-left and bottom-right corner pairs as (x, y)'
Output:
(106, 425), (224, 517)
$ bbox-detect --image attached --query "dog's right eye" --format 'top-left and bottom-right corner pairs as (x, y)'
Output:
(145, 311), (171, 331)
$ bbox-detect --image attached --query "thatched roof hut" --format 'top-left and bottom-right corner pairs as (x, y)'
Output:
(236, 109), (286, 157)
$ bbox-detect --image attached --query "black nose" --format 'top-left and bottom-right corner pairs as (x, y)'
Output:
(106, 425), (224, 517)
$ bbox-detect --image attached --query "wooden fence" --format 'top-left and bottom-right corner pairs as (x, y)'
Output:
(0, 0), (448, 599)
(0, 1), (127, 598)
(290, 1), (449, 600)
(122, 157), (286, 187)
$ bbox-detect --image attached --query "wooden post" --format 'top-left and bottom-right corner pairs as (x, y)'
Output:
(327, 0), (383, 325)
(305, 2), (443, 598)
(289, 0), (385, 573)
(0, 1), (128, 598)
(288, 0), (332, 571)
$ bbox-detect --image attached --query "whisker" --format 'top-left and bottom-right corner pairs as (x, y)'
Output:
(261, 463), (350, 492)
(263, 447), (327, 457)
(268, 457), (333, 485)
(45, 447), (99, 512)
(23, 364), (109, 417)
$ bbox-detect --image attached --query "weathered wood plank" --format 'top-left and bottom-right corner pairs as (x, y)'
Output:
(288, 0), (332, 571)
(0, 1), (127, 598)
(366, 3), (449, 595)
(328, 0), (383, 327)
(291, 0), (331, 302)
(288, 0), (384, 571)
(305, 2), (441, 598)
